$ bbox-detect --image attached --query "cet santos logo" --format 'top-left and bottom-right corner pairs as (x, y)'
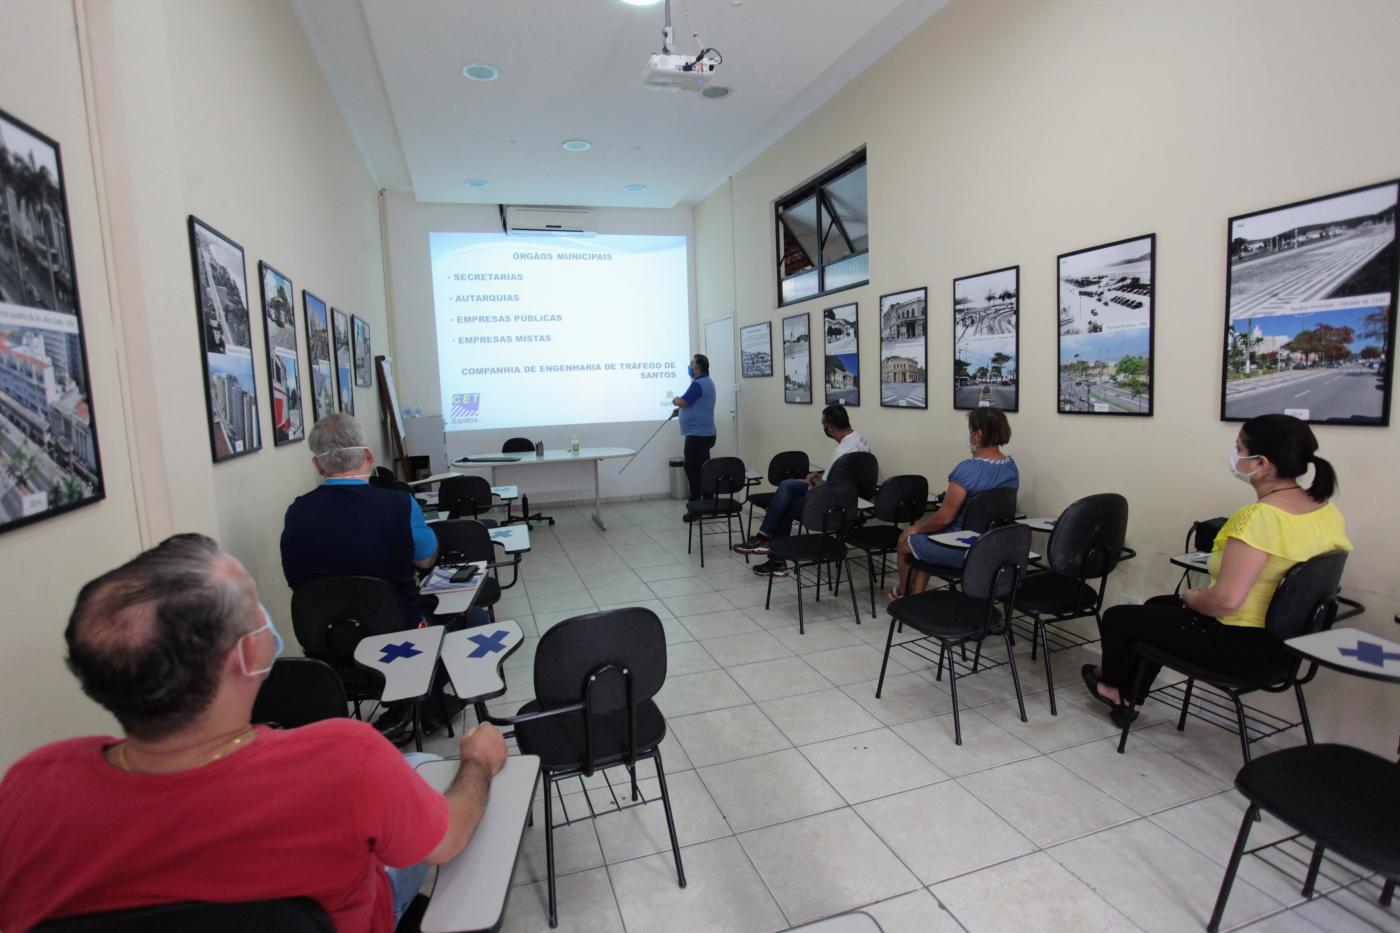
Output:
(450, 393), (481, 424)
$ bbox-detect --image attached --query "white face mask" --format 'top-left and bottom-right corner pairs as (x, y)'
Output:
(1227, 449), (1261, 482)
(238, 604), (284, 678)
(316, 445), (370, 479)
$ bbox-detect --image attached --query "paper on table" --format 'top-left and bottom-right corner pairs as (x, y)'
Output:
(421, 562), (484, 593)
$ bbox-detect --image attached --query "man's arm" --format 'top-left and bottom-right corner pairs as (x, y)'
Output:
(423, 724), (509, 865)
(408, 496), (439, 570)
(673, 380), (702, 409)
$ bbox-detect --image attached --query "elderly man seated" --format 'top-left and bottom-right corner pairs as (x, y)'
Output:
(0, 534), (507, 932)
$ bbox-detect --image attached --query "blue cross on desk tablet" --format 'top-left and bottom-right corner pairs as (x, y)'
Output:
(958, 536), (979, 545)
(1339, 640), (1400, 667)
(379, 641), (424, 664)
(467, 630), (511, 658)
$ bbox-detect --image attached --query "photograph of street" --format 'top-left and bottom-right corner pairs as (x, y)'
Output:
(0, 108), (104, 531)
(954, 266), (1018, 410)
(260, 262), (296, 354)
(740, 321), (772, 377)
(191, 217), (261, 460)
(1223, 181), (1396, 424)
(332, 306), (355, 415)
(880, 287), (927, 408)
(1058, 235), (1154, 415)
(260, 263), (304, 446)
(782, 311), (811, 404)
(352, 315), (373, 388)
(302, 291), (335, 423)
(823, 302), (859, 405)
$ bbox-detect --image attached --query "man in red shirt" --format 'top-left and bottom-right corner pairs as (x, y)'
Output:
(0, 533), (508, 932)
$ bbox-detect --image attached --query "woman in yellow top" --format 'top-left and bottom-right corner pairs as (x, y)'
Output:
(1084, 414), (1351, 726)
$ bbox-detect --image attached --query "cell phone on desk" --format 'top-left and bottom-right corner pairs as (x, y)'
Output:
(450, 564), (479, 584)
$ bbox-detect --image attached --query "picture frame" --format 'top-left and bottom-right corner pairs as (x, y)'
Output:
(879, 287), (927, 408)
(0, 107), (106, 533)
(740, 321), (773, 377)
(1057, 235), (1155, 416)
(953, 266), (1019, 411)
(189, 215), (262, 461)
(782, 311), (812, 404)
(258, 261), (304, 445)
(823, 302), (860, 406)
(331, 306), (354, 415)
(302, 290), (335, 424)
(352, 314), (372, 388)
(1220, 179), (1397, 426)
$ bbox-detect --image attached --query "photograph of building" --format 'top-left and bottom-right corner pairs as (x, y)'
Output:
(740, 321), (772, 377)
(302, 291), (335, 422)
(352, 315), (372, 387)
(823, 303), (859, 405)
(880, 287), (926, 407)
(954, 267), (1018, 410)
(332, 306), (354, 414)
(1058, 236), (1154, 414)
(782, 312), (811, 403)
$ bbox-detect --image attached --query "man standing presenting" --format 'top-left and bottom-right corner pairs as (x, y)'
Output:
(672, 353), (717, 509)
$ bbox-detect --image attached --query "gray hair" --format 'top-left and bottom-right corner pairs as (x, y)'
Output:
(309, 413), (369, 474)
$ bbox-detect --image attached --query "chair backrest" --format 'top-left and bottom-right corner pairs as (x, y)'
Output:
(826, 451), (879, 499)
(35, 898), (334, 932)
(766, 450), (810, 486)
(1189, 516), (1227, 553)
(800, 480), (859, 537)
(699, 456), (746, 497)
(1264, 550), (1348, 643)
(873, 474), (929, 525)
(290, 576), (405, 685)
(431, 518), (494, 565)
(440, 475), (493, 519)
(367, 472), (411, 493)
(251, 657), (348, 728)
(959, 486), (1017, 533)
(1045, 493), (1129, 580)
(961, 522), (1032, 603)
(533, 608), (667, 712)
(502, 436), (536, 453)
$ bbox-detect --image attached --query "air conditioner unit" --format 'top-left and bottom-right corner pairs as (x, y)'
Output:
(503, 206), (597, 236)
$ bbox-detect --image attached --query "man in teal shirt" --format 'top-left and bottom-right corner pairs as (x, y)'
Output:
(673, 353), (717, 509)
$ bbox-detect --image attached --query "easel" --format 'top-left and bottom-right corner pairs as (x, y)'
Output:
(375, 355), (410, 479)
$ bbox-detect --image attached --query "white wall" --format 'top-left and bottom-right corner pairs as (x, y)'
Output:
(694, 0), (1400, 754)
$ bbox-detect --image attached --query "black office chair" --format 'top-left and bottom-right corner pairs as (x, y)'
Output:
(908, 486), (1018, 591)
(1011, 492), (1131, 715)
(1173, 515), (1227, 595)
(763, 480), (862, 633)
(439, 475), (498, 526)
(826, 450), (879, 501)
(502, 437), (555, 527)
(430, 518), (519, 622)
(686, 456), (746, 567)
(251, 657), (348, 728)
(880, 523), (1032, 745)
(1207, 743), (1399, 932)
(476, 608), (685, 928)
(744, 450), (810, 541)
(35, 898), (333, 932)
(845, 474), (929, 617)
(1117, 550), (1349, 763)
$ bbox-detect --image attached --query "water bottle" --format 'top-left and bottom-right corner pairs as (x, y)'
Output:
(534, 440), (544, 457)
(570, 435), (580, 453)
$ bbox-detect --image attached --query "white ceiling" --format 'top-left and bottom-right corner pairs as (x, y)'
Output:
(293, 0), (948, 209)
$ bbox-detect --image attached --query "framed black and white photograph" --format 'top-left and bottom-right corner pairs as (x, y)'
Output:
(823, 302), (859, 405)
(352, 314), (372, 388)
(331, 306), (354, 415)
(740, 321), (773, 377)
(258, 262), (304, 446)
(302, 290), (335, 424)
(782, 311), (812, 404)
(879, 287), (927, 408)
(0, 108), (105, 533)
(190, 216), (261, 461)
(1057, 235), (1154, 416)
(954, 267), (1019, 411)
(1221, 179), (1397, 425)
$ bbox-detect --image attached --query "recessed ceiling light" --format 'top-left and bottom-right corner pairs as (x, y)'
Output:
(618, 0), (664, 6)
(623, 184), (648, 193)
(464, 179), (490, 188)
(462, 63), (499, 81)
(701, 85), (731, 99)
(561, 139), (592, 152)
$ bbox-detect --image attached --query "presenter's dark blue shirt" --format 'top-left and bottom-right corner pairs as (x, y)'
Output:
(677, 375), (717, 436)
(280, 478), (437, 628)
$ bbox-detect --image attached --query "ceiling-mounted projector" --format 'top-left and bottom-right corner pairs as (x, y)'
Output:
(642, 0), (721, 92)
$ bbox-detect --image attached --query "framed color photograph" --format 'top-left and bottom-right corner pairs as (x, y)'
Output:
(190, 216), (261, 460)
(823, 302), (860, 406)
(740, 321), (773, 377)
(0, 108), (105, 533)
(953, 266), (1019, 411)
(1221, 180), (1397, 425)
(352, 314), (372, 388)
(302, 290), (335, 424)
(331, 306), (354, 415)
(782, 311), (812, 404)
(879, 287), (927, 408)
(258, 262), (304, 445)
(1057, 235), (1155, 416)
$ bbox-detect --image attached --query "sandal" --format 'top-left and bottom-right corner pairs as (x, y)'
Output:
(886, 587), (904, 603)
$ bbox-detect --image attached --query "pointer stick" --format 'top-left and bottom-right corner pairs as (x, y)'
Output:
(619, 413), (676, 473)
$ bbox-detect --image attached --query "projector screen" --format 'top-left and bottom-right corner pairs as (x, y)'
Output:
(429, 232), (690, 431)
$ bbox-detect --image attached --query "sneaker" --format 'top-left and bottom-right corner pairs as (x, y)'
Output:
(733, 537), (770, 555)
(681, 511), (698, 523)
(752, 560), (789, 577)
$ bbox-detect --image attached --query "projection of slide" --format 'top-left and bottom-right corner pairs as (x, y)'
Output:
(430, 233), (690, 431)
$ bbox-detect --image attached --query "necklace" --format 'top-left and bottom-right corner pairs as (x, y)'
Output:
(1257, 485), (1301, 501)
(115, 727), (257, 773)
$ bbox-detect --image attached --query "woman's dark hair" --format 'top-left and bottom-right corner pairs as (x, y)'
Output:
(967, 407), (1011, 447)
(1240, 414), (1337, 502)
(821, 404), (851, 431)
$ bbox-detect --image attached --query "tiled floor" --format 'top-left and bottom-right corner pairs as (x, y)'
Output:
(419, 499), (1394, 932)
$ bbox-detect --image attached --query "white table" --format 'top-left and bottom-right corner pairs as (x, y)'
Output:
(1285, 627), (1400, 683)
(417, 756), (542, 933)
(422, 560), (488, 616)
(416, 484), (518, 511)
(1170, 551), (1211, 573)
(440, 621), (525, 704)
(927, 529), (1040, 561)
(353, 625), (445, 703)
(454, 447), (634, 532)
(489, 524), (531, 554)
(1018, 517), (1058, 533)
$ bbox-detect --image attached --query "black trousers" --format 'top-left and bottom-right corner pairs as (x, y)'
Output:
(683, 434), (716, 501)
(1098, 596), (1290, 704)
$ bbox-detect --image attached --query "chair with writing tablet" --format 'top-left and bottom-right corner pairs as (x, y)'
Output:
(430, 518), (518, 623)
(845, 473), (929, 617)
(251, 657), (348, 728)
(502, 437), (556, 527)
(686, 456), (746, 567)
(439, 474), (499, 526)
(743, 450), (810, 545)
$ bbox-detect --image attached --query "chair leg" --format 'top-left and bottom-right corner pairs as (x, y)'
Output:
(628, 764), (639, 802)
(764, 570), (774, 609)
(947, 642), (962, 745)
(1005, 629), (1027, 723)
(935, 642), (946, 681)
(652, 749), (687, 888)
(1295, 682), (1315, 745)
(1229, 692), (1253, 763)
(726, 514), (734, 554)
(1207, 804), (1258, 933)
(543, 773), (559, 928)
(439, 689), (456, 738)
(687, 516), (694, 554)
(846, 558), (860, 624)
(698, 517), (706, 568)
(876, 616), (897, 698)
(866, 553), (877, 618)
(814, 560), (821, 602)
(1301, 842), (1326, 898)
(794, 563), (805, 635)
(412, 700), (424, 753)
(1029, 616), (1040, 661)
(1040, 619), (1057, 716)
(1381, 879), (1395, 907)
(1177, 677), (1195, 732)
